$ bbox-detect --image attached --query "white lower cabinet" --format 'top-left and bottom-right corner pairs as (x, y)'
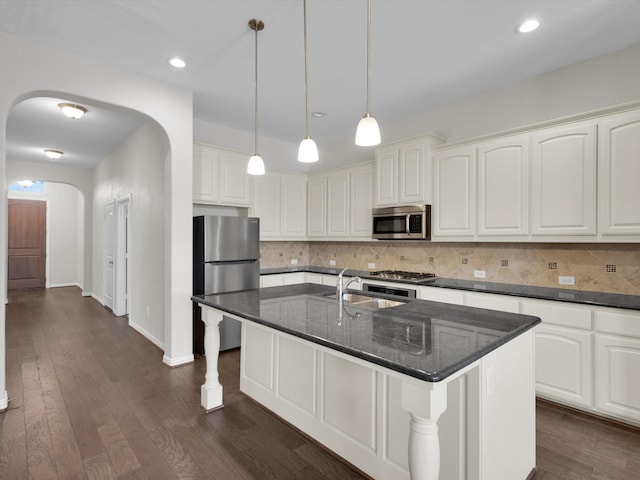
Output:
(522, 300), (593, 408)
(595, 310), (640, 423)
(535, 324), (592, 407)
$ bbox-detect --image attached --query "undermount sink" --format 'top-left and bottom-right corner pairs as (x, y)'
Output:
(324, 292), (406, 310)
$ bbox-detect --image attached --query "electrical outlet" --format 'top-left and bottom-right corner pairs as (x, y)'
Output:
(474, 270), (486, 279)
(291, 259), (298, 265)
(368, 262), (376, 269)
(558, 276), (575, 286)
(329, 260), (336, 266)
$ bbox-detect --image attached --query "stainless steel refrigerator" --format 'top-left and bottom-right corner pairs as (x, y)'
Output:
(193, 215), (260, 354)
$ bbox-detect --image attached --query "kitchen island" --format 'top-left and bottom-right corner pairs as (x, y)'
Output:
(193, 283), (541, 480)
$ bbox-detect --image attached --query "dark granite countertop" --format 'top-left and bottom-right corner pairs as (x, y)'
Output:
(261, 266), (640, 311)
(193, 283), (540, 383)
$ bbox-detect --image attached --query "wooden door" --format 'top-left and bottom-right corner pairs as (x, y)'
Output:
(8, 199), (46, 289)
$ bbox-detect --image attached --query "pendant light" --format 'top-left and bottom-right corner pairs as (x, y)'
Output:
(355, 0), (381, 146)
(298, 0), (319, 163)
(247, 19), (266, 176)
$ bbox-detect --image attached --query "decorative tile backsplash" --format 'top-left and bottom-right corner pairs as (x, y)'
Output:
(260, 241), (640, 296)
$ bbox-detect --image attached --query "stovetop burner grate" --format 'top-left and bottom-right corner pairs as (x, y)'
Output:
(369, 270), (436, 281)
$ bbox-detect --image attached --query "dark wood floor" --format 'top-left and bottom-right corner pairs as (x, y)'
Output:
(1, 287), (639, 479)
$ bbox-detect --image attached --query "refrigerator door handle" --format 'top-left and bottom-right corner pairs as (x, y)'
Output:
(204, 259), (259, 266)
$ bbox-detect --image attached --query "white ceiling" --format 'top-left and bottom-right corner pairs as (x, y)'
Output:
(3, 0), (640, 171)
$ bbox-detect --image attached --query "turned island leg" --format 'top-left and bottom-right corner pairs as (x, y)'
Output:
(401, 381), (448, 480)
(201, 307), (224, 412)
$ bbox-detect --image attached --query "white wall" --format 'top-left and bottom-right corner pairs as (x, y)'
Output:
(45, 182), (81, 288)
(93, 122), (167, 347)
(316, 42), (640, 172)
(1, 31), (194, 411)
(193, 118), (303, 174)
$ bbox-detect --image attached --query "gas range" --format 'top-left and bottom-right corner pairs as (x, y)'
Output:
(368, 270), (436, 282)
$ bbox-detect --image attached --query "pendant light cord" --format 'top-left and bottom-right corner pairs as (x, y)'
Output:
(303, 0), (310, 138)
(365, 0), (371, 116)
(254, 23), (259, 154)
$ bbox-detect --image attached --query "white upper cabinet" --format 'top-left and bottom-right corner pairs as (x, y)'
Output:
(374, 135), (442, 206)
(252, 171), (307, 239)
(477, 135), (529, 237)
(281, 173), (307, 238)
(598, 110), (640, 236)
(193, 143), (220, 203)
(374, 147), (398, 205)
(307, 175), (327, 238)
(433, 144), (476, 238)
(252, 172), (281, 238)
(350, 164), (374, 238)
(530, 122), (597, 236)
(327, 171), (350, 237)
(307, 163), (374, 240)
(193, 143), (252, 206)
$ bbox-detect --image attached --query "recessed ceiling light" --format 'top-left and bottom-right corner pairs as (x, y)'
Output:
(58, 103), (88, 119)
(168, 57), (186, 68)
(311, 111), (326, 118)
(516, 19), (540, 33)
(44, 149), (63, 160)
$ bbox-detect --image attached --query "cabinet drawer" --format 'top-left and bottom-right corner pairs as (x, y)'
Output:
(595, 310), (640, 339)
(521, 300), (592, 330)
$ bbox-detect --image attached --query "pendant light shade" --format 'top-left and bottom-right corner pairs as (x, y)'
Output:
(298, 0), (319, 163)
(355, 0), (381, 146)
(247, 18), (265, 176)
(355, 114), (381, 146)
(247, 154), (265, 175)
(298, 136), (319, 163)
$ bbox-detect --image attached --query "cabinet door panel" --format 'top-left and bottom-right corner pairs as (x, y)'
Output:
(596, 334), (640, 422)
(374, 148), (398, 206)
(531, 123), (596, 235)
(398, 142), (424, 204)
(281, 174), (307, 238)
(193, 144), (219, 203)
(350, 165), (373, 237)
(477, 137), (529, 236)
(220, 150), (251, 206)
(253, 173), (281, 238)
(327, 172), (350, 237)
(598, 111), (640, 235)
(433, 146), (476, 237)
(535, 325), (592, 407)
(307, 176), (327, 238)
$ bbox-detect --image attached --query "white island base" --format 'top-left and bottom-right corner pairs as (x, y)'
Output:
(200, 306), (536, 480)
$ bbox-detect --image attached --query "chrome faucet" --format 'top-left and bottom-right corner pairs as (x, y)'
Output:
(337, 267), (362, 307)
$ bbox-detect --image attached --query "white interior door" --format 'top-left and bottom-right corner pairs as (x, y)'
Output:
(103, 200), (115, 310)
(114, 195), (131, 317)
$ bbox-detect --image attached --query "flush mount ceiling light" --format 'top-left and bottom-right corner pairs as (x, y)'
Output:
(355, 0), (381, 147)
(168, 57), (186, 68)
(298, 0), (319, 164)
(58, 103), (87, 119)
(44, 149), (63, 160)
(17, 180), (34, 188)
(516, 19), (540, 33)
(247, 19), (265, 176)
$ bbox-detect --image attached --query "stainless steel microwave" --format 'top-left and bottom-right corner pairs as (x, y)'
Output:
(372, 205), (431, 240)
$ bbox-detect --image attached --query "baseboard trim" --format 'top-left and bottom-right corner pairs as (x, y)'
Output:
(163, 354), (195, 367)
(49, 282), (82, 289)
(91, 293), (103, 304)
(0, 390), (8, 411)
(129, 320), (165, 350)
